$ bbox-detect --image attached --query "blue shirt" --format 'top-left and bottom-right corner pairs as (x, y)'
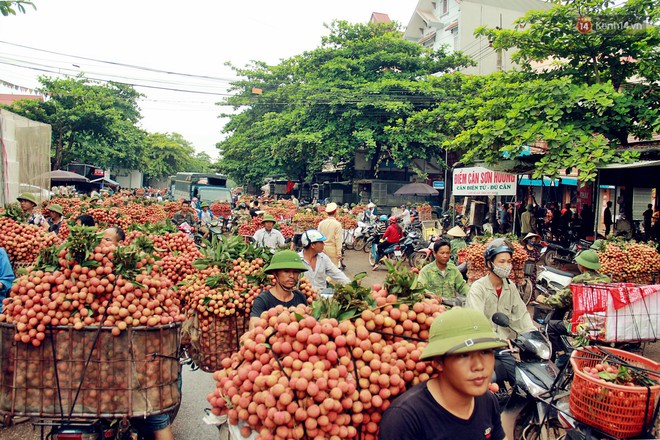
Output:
(0, 248), (15, 298)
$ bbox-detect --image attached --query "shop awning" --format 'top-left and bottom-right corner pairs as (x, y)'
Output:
(90, 176), (120, 187)
(518, 177), (558, 187)
(597, 160), (660, 188)
(560, 177), (578, 186)
(598, 160), (660, 170)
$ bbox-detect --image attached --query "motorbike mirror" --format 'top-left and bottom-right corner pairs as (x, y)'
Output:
(492, 312), (510, 328)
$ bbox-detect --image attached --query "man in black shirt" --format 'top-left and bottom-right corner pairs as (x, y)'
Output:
(249, 250), (308, 329)
(379, 308), (507, 440)
(603, 201), (613, 236)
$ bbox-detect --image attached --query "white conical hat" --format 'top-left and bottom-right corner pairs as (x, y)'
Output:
(446, 226), (466, 237)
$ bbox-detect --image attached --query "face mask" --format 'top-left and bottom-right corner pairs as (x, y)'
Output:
(492, 263), (512, 279)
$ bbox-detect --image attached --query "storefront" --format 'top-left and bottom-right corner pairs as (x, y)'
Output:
(594, 160), (660, 236)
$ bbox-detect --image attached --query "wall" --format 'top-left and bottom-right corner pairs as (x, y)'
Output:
(113, 168), (143, 189)
(0, 109), (51, 205)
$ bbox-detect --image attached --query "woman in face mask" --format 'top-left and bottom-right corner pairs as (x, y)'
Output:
(465, 238), (537, 387)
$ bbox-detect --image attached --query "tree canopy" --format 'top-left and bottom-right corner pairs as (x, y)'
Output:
(0, 0), (35, 16)
(432, 0), (659, 182)
(217, 20), (473, 185)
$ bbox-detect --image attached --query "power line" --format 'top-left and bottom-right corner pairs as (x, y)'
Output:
(0, 40), (240, 83)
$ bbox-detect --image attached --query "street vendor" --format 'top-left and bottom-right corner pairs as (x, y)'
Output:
(536, 249), (610, 360)
(249, 250), (308, 330)
(378, 307), (507, 440)
(17, 192), (47, 228)
(466, 238), (536, 387)
(235, 202), (252, 226)
(299, 229), (349, 291)
(46, 204), (64, 234)
(252, 214), (286, 249)
(445, 226), (467, 262)
(0, 247), (15, 300)
(417, 240), (469, 300)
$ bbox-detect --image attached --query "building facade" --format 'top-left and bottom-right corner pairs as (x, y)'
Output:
(403, 0), (552, 75)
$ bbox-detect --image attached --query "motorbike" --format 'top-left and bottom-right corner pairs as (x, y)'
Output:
(491, 312), (565, 440)
(352, 222), (373, 252)
(369, 230), (422, 269)
(541, 238), (592, 268)
(535, 265), (575, 298)
(362, 225), (383, 253)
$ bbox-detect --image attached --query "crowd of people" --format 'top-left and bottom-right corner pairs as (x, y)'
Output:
(491, 199), (660, 243)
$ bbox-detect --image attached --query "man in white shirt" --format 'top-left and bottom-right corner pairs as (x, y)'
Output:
(400, 204), (412, 228)
(299, 229), (350, 291)
(252, 214), (286, 249)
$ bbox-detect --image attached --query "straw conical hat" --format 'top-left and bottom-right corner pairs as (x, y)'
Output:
(446, 226), (466, 237)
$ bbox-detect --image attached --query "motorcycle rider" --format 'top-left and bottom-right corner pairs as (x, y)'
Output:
(252, 214), (286, 249)
(249, 250), (309, 330)
(378, 307), (507, 440)
(197, 202), (214, 239)
(418, 240), (469, 300)
(172, 200), (198, 229)
(536, 249), (610, 359)
(373, 217), (403, 271)
(299, 229), (350, 291)
(466, 238), (536, 387)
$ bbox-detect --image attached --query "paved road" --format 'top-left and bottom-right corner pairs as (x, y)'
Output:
(1, 250), (656, 439)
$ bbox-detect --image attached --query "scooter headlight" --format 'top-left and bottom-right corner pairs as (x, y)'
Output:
(525, 337), (551, 360)
(518, 369), (547, 398)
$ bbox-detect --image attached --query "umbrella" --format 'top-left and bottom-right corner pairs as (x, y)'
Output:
(49, 170), (89, 182)
(394, 182), (439, 196)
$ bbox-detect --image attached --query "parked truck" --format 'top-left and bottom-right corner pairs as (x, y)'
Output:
(173, 172), (232, 204)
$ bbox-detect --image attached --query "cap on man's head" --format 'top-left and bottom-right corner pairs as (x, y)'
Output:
(420, 308), (506, 360)
(574, 249), (601, 270)
(47, 204), (63, 215)
(325, 202), (338, 213)
(17, 192), (38, 206)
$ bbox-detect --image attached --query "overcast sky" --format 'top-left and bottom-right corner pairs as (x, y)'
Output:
(0, 0), (418, 159)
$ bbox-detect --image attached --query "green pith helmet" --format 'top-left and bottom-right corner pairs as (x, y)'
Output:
(47, 204), (63, 215)
(590, 239), (603, 251)
(420, 308), (506, 360)
(575, 249), (601, 270)
(264, 250), (307, 273)
(17, 192), (38, 206)
(262, 214), (276, 223)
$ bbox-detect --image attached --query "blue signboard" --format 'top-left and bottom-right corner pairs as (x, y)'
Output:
(432, 181), (445, 189)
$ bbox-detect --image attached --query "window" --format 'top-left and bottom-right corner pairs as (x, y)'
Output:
(443, 0), (448, 14)
(452, 27), (459, 50)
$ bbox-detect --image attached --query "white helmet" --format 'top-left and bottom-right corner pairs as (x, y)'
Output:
(301, 229), (327, 248)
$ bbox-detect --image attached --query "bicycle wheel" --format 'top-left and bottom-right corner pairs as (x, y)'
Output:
(410, 251), (430, 268)
(513, 402), (567, 440)
(368, 250), (377, 267)
(543, 249), (559, 268)
(518, 277), (534, 305)
(353, 236), (366, 252)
